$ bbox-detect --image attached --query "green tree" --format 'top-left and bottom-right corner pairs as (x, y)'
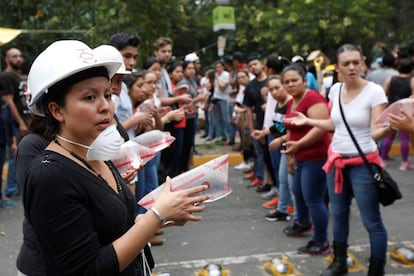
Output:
(231, 0), (391, 61)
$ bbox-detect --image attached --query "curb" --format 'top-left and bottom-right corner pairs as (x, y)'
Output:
(193, 153), (243, 167)
(192, 143), (410, 167)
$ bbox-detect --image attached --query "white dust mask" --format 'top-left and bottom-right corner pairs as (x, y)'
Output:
(111, 94), (121, 110)
(56, 125), (124, 161)
(86, 124), (124, 160)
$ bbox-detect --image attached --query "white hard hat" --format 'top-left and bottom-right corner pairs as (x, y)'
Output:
(184, 52), (199, 62)
(28, 40), (121, 116)
(93, 45), (131, 75)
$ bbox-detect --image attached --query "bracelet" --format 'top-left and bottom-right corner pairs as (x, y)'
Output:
(149, 207), (164, 225)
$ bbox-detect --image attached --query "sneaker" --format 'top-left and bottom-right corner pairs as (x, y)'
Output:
(0, 199), (15, 208)
(262, 196), (279, 209)
(244, 172), (255, 180)
(250, 178), (264, 186)
(256, 183), (272, 193)
(261, 187), (279, 200)
(297, 240), (330, 255)
(243, 166), (253, 174)
(287, 205), (295, 214)
(234, 162), (251, 170)
(399, 161), (413, 171)
(283, 221), (313, 237)
(265, 210), (292, 222)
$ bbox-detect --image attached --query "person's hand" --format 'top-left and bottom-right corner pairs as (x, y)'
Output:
(268, 137), (283, 150)
(178, 94), (192, 104)
(388, 109), (414, 132)
(281, 140), (300, 155)
(159, 106), (172, 117)
(153, 177), (210, 226)
(251, 130), (264, 140)
(121, 168), (138, 184)
(133, 111), (153, 126)
(168, 108), (185, 122)
(287, 155), (297, 175)
(284, 111), (308, 126)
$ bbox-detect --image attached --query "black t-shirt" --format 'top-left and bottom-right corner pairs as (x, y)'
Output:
(388, 76), (412, 104)
(243, 77), (268, 129)
(0, 71), (31, 124)
(269, 103), (287, 137)
(24, 151), (152, 275)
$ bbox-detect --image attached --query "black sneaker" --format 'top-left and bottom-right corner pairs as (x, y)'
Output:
(265, 210), (291, 222)
(256, 183), (272, 193)
(297, 240), (330, 255)
(283, 221), (313, 237)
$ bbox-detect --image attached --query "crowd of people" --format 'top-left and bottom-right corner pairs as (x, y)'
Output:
(0, 33), (413, 276)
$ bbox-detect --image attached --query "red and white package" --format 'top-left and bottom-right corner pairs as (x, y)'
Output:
(132, 130), (175, 152)
(375, 98), (414, 125)
(137, 99), (156, 113)
(138, 154), (231, 209)
(112, 141), (157, 175)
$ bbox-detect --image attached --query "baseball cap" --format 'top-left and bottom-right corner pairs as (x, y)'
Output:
(291, 55), (304, 63)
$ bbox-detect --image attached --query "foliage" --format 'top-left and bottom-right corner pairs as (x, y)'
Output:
(231, 0), (391, 62)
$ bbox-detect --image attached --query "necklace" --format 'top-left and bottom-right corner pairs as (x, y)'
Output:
(54, 139), (122, 193)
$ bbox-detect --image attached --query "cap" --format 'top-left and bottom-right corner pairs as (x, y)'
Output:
(184, 53), (199, 62)
(291, 55), (304, 63)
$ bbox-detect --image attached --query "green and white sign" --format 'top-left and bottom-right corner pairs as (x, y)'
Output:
(212, 6), (236, 32)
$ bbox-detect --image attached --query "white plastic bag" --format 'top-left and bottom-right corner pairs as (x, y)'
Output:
(111, 141), (157, 175)
(375, 98), (414, 125)
(138, 155), (231, 209)
(133, 130), (175, 152)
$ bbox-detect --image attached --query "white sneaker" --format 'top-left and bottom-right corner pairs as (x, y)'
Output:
(262, 187), (279, 200)
(234, 162), (251, 170)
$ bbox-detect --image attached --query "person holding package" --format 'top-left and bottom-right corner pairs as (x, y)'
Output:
(23, 40), (209, 276)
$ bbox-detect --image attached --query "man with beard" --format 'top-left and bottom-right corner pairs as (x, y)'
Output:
(0, 48), (30, 198)
(243, 53), (269, 188)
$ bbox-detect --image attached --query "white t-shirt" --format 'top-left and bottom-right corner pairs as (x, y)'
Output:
(329, 81), (387, 155)
(263, 92), (277, 129)
(213, 70), (231, 101)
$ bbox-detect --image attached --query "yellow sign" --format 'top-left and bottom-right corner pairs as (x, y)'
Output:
(0, 27), (22, 46)
(212, 6), (236, 32)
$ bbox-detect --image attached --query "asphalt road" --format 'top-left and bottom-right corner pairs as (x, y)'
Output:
(1, 158), (414, 276)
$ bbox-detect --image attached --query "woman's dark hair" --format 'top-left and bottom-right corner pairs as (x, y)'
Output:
(181, 60), (194, 72)
(397, 58), (413, 74)
(166, 61), (183, 74)
(281, 64), (307, 80)
(142, 56), (160, 70)
(266, 55), (289, 75)
(123, 71), (145, 90)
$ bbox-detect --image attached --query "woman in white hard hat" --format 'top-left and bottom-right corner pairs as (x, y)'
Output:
(23, 40), (209, 276)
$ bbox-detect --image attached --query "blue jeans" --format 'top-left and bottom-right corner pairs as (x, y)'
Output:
(136, 156), (159, 214)
(0, 146), (6, 199)
(251, 138), (265, 181)
(293, 159), (328, 243)
(212, 99), (231, 139)
(267, 136), (280, 188)
(169, 127), (185, 177)
(277, 153), (295, 217)
(327, 165), (387, 260)
(5, 149), (18, 197)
